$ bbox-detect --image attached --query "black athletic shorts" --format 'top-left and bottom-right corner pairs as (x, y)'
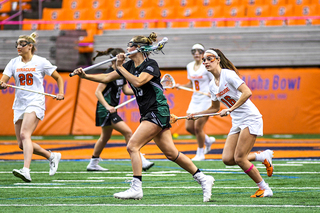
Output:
(96, 112), (123, 127)
(140, 111), (171, 129)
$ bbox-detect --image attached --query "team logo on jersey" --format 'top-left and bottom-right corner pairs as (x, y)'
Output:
(116, 79), (124, 85)
(146, 66), (154, 72)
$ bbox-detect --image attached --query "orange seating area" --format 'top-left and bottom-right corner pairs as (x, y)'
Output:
(2, 0), (318, 53)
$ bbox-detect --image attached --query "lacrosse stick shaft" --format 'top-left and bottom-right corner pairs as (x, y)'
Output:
(69, 50), (139, 77)
(115, 97), (136, 110)
(6, 85), (57, 98)
(177, 86), (210, 97)
(176, 113), (220, 120)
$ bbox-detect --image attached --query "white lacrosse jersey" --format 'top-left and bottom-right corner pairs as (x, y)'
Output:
(186, 61), (213, 112)
(3, 55), (57, 110)
(209, 69), (262, 124)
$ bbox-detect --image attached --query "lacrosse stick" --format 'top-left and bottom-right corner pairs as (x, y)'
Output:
(70, 37), (168, 77)
(160, 73), (210, 96)
(170, 112), (229, 124)
(6, 84), (57, 98)
(115, 97), (136, 110)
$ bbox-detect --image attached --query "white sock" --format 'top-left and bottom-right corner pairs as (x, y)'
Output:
(48, 152), (54, 161)
(204, 135), (210, 143)
(257, 179), (269, 190)
(22, 167), (30, 172)
(197, 147), (204, 156)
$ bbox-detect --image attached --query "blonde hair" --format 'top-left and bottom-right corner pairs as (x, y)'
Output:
(18, 31), (37, 54)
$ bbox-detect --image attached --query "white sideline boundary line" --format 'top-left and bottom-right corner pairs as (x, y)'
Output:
(5, 186), (320, 189)
(0, 204), (319, 208)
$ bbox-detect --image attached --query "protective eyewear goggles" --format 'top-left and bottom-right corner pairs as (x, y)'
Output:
(202, 55), (217, 63)
(191, 49), (204, 55)
(127, 41), (139, 48)
(15, 41), (31, 48)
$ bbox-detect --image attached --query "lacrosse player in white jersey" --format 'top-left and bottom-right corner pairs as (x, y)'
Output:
(0, 32), (64, 182)
(188, 48), (274, 198)
(175, 44), (216, 161)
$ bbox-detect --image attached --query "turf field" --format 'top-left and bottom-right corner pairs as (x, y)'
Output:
(1, 159), (320, 212)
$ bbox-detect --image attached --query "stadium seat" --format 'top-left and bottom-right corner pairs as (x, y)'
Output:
(193, 6), (225, 27)
(219, 0), (244, 6)
(0, 1), (11, 13)
(108, 0), (132, 9)
(156, 0), (177, 7)
(156, 6), (178, 28)
(263, 0), (287, 6)
(86, 0), (109, 9)
(289, 4), (320, 25)
(243, 0), (265, 5)
(101, 8), (134, 30)
(126, 7), (158, 29)
(286, 0), (312, 5)
(223, 5), (247, 27)
(22, 18), (39, 30)
(176, 0), (197, 7)
(87, 9), (110, 33)
(265, 5), (294, 26)
(131, 0), (157, 8)
(246, 5), (271, 26)
(40, 8), (65, 30)
(62, 0), (88, 9)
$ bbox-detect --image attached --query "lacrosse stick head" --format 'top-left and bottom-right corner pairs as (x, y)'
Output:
(170, 114), (178, 124)
(161, 74), (176, 89)
(138, 37), (168, 54)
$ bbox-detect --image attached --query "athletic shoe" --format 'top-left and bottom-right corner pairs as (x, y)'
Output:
(113, 178), (143, 200)
(49, 152), (61, 176)
(262, 149), (274, 177)
(142, 160), (154, 171)
(140, 153), (154, 171)
(204, 136), (216, 154)
(192, 154), (205, 161)
(87, 158), (109, 171)
(250, 187), (273, 198)
(12, 168), (31, 182)
(194, 172), (215, 202)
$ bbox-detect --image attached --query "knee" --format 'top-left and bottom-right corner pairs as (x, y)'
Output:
(166, 151), (179, 161)
(234, 155), (246, 166)
(193, 126), (202, 135)
(185, 126), (194, 134)
(222, 155), (235, 166)
(126, 140), (138, 155)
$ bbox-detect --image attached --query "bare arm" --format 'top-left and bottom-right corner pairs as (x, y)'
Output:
(95, 83), (116, 113)
(220, 83), (252, 116)
(122, 84), (134, 95)
(51, 70), (64, 100)
(72, 68), (121, 84)
(176, 80), (193, 88)
(0, 74), (10, 89)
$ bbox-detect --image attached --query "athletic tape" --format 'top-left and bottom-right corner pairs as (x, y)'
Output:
(244, 164), (254, 173)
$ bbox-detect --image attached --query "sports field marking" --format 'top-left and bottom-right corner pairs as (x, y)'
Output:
(52, 180), (104, 182)
(4, 186), (320, 189)
(286, 161), (320, 164)
(0, 204), (319, 208)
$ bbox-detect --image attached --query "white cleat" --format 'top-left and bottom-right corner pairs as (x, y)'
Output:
(192, 154), (205, 161)
(113, 178), (143, 200)
(194, 172), (215, 202)
(49, 152), (61, 176)
(12, 168), (32, 182)
(142, 160), (154, 171)
(204, 136), (216, 154)
(87, 158), (109, 171)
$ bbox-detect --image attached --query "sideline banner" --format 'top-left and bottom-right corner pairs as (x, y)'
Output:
(0, 73), (79, 135)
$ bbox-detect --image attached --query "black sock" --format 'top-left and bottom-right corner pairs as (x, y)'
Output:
(92, 155), (99, 158)
(133, 176), (142, 181)
(193, 169), (201, 176)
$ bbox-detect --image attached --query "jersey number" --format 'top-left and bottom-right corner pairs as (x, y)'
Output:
(194, 80), (200, 91)
(221, 95), (236, 108)
(19, 73), (34, 86)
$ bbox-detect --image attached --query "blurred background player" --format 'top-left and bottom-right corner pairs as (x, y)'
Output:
(175, 44), (215, 161)
(0, 32), (64, 182)
(190, 48), (273, 197)
(86, 48), (154, 172)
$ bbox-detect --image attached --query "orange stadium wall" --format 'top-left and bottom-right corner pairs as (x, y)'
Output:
(1, 68), (320, 136)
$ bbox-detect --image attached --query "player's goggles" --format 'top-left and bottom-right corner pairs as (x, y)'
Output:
(127, 41), (142, 48)
(202, 55), (217, 63)
(191, 49), (204, 55)
(15, 40), (31, 48)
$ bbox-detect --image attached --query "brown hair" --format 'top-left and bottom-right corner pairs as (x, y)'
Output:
(132, 32), (157, 46)
(18, 31), (37, 54)
(210, 48), (239, 76)
(92, 48), (125, 61)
